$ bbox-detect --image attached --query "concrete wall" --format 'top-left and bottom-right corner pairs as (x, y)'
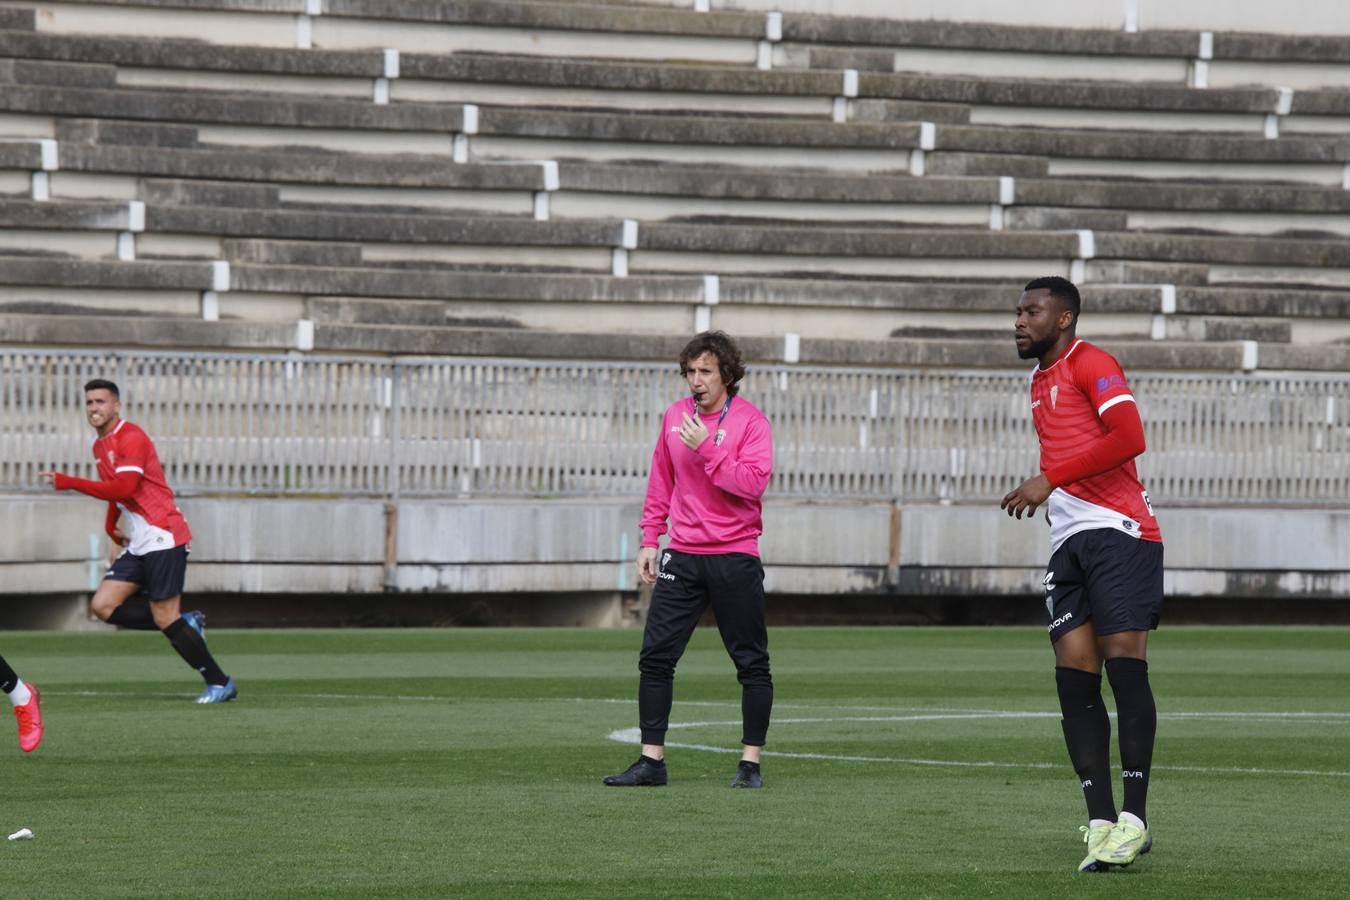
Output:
(3, 495), (1345, 609)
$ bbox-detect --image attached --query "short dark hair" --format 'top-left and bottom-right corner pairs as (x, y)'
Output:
(679, 331), (746, 397)
(1023, 276), (1081, 323)
(84, 378), (120, 398)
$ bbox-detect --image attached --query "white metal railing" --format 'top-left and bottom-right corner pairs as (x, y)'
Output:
(2, 349), (1346, 504)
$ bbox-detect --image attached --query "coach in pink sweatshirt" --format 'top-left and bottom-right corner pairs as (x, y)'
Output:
(603, 331), (774, 790)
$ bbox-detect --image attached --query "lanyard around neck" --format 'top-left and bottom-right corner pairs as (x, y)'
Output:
(691, 395), (733, 432)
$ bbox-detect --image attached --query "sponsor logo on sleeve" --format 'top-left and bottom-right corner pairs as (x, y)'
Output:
(1096, 374), (1127, 395)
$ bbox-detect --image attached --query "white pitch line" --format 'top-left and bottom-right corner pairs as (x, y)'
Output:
(604, 708), (1350, 779)
(573, 697), (1350, 721)
(46, 690), (451, 702)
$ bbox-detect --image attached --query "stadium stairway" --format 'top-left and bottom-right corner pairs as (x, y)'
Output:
(0, 0), (1348, 372)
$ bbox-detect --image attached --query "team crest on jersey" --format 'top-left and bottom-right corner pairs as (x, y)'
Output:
(1049, 385), (1059, 409)
(106, 451), (115, 466)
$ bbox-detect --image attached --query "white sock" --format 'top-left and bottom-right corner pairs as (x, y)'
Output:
(7, 681), (31, 707)
(1089, 818), (1113, 829)
(1120, 811), (1146, 831)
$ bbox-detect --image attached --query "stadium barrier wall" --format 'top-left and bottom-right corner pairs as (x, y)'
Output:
(3, 349), (1346, 504)
(2, 349), (1346, 610)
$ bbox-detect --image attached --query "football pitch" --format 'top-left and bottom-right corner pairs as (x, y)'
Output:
(7, 625), (1348, 898)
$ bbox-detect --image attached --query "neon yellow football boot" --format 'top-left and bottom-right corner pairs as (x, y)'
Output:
(1092, 814), (1152, 867)
(1077, 821), (1115, 873)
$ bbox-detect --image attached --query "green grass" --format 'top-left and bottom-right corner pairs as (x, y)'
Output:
(6, 625), (1349, 898)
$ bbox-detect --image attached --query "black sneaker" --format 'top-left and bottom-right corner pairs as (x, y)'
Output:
(731, 761), (762, 789)
(603, 756), (668, 787)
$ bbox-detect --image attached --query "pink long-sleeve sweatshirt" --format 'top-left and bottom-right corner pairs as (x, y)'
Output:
(639, 395), (773, 556)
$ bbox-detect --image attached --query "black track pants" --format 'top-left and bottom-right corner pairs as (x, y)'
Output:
(637, 550), (773, 746)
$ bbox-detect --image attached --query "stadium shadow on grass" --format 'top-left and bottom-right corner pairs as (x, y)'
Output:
(5, 626), (1348, 898)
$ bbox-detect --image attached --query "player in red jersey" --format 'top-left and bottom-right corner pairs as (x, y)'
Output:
(0, 655), (42, 751)
(1001, 277), (1160, 873)
(41, 379), (237, 704)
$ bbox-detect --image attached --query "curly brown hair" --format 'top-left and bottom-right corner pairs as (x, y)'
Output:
(678, 331), (745, 396)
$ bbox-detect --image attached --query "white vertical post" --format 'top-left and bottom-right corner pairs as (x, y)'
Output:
(694, 306), (712, 332)
(756, 41), (772, 70)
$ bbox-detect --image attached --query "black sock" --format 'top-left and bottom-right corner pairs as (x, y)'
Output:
(640, 754), (665, 767)
(739, 760), (760, 772)
(162, 618), (229, 686)
(1056, 666), (1117, 823)
(0, 654), (18, 694)
(1106, 657), (1156, 826)
(108, 599), (159, 630)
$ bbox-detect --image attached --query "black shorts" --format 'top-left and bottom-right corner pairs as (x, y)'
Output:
(105, 544), (189, 601)
(1044, 528), (1163, 643)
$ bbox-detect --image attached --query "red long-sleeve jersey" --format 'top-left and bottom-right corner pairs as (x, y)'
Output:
(53, 419), (192, 554)
(1030, 339), (1161, 553)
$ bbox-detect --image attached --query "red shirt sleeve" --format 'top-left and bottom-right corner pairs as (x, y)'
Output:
(53, 470), (143, 501)
(1042, 401), (1146, 488)
(112, 427), (152, 475)
(104, 503), (124, 544)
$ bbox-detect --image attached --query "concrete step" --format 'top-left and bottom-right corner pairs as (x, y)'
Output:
(0, 82), (470, 134)
(0, 314), (298, 349)
(1087, 261), (1213, 286)
(0, 27), (385, 77)
(1178, 286), (1350, 319)
(1096, 231), (1350, 269)
(222, 239), (364, 266)
(0, 8), (33, 30)
(859, 71), (1280, 114)
(0, 256), (218, 290)
(241, 267), (704, 304)
(146, 206), (630, 248)
(787, 16), (1197, 58)
(469, 107), (920, 172)
(1016, 179), (1350, 215)
(843, 98), (971, 124)
(1160, 315), (1292, 343)
(637, 223), (1076, 258)
(933, 123), (1346, 164)
(926, 152), (1049, 177)
(59, 143), (547, 190)
(0, 57), (117, 88)
(0, 140), (45, 169)
(1006, 206), (1350, 239)
(7, 0), (763, 62)
(0, 198), (138, 231)
(475, 106), (923, 151)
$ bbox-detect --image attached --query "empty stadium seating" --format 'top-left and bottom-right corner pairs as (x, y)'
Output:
(1, 0), (1349, 371)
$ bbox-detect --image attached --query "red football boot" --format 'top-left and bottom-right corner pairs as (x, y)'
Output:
(14, 684), (43, 753)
